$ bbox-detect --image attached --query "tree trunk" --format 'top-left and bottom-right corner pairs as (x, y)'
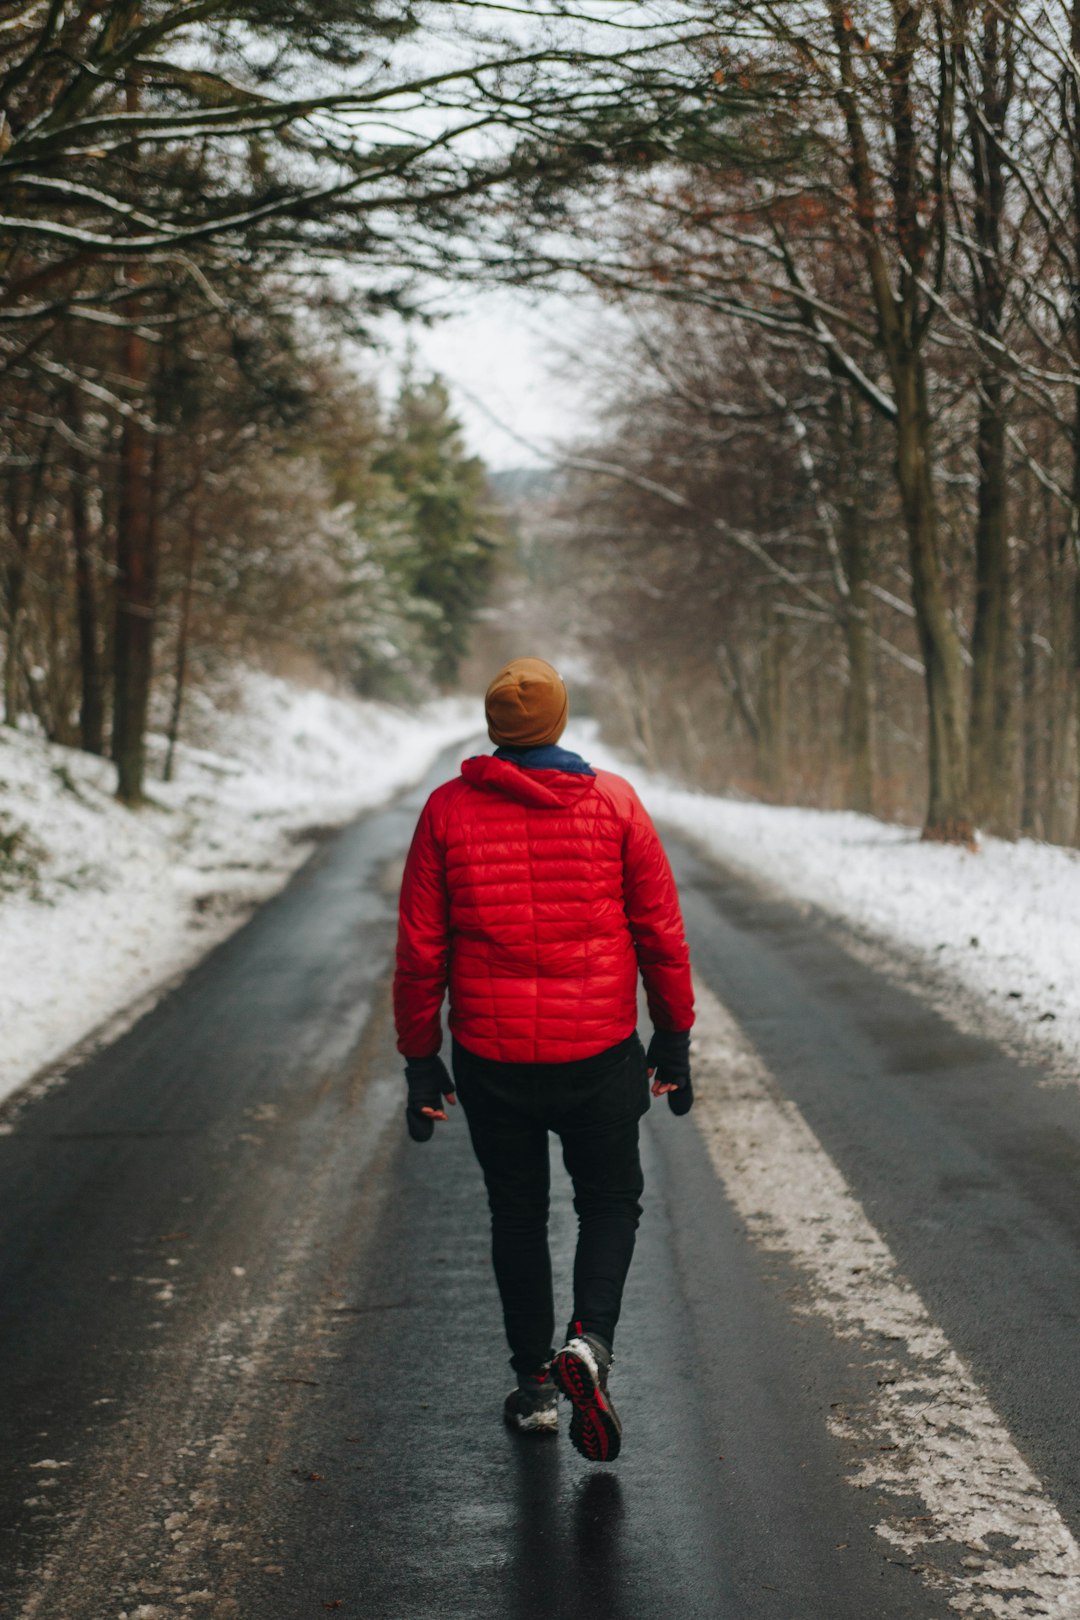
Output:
(832, 387), (875, 814)
(3, 457), (48, 729)
(72, 476), (105, 756)
(966, 2), (1016, 834)
(1019, 569), (1042, 838)
(893, 356), (973, 842)
(723, 642), (760, 751)
(2, 579), (22, 727)
(969, 377), (1013, 831)
(1046, 527), (1076, 843)
(1072, 389), (1080, 843)
(759, 608), (789, 799)
(629, 662), (657, 770)
(1072, 591), (1080, 843)
(69, 396), (105, 756)
(841, 577), (874, 815)
(111, 69), (158, 805)
(112, 300), (157, 804)
(828, 0), (972, 840)
(1069, 0), (1080, 845)
(163, 512), (199, 783)
(2, 489), (24, 726)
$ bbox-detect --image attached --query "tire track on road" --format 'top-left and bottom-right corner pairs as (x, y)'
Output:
(12, 1030), (403, 1620)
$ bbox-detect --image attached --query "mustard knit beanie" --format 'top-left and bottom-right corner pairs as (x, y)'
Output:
(485, 657), (568, 748)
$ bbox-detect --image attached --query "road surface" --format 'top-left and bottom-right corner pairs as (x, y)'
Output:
(1, 740), (1078, 1619)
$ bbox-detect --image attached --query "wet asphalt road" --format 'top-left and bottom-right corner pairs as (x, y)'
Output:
(1, 742), (1078, 1619)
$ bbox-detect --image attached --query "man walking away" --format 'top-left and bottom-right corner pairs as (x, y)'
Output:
(393, 657), (695, 1462)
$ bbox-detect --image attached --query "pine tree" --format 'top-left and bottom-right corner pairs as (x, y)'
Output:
(375, 370), (500, 690)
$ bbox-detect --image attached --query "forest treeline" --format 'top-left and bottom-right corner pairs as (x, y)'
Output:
(6, 0), (1080, 845)
(547, 1), (1080, 845)
(0, 0), (519, 801)
(5, 321), (498, 770)
(0, 0), (709, 801)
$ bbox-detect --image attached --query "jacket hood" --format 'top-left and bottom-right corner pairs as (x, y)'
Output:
(460, 754), (598, 808)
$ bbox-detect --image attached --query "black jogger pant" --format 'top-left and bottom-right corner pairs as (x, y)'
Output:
(451, 1032), (649, 1376)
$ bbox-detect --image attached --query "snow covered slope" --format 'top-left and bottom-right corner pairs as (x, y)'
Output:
(578, 727), (1080, 1082)
(7, 694), (1075, 1115)
(0, 673), (479, 1107)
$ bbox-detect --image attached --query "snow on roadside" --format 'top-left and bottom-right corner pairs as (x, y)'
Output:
(577, 725), (1080, 1081)
(0, 671), (480, 1108)
(691, 976), (1080, 1616)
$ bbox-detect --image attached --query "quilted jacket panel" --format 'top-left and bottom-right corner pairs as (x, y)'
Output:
(394, 754), (694, 1064)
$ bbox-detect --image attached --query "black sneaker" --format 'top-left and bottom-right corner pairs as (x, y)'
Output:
(503, 1368), (558, 1435)
(551, 1331), (622, 1462)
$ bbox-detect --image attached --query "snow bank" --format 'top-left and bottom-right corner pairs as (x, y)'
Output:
(0, 672), (480, 1106)
(8, 690), (1074, 1111)
(578, 726), (1080, 1080)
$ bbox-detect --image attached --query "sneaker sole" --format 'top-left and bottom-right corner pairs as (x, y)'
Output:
(551, 1350), (622, 1462)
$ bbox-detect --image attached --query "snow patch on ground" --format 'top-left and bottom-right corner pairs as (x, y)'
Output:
(0, 672), (478, 1107)
(691, 976), (1080, 1618)
(579, 727), (1080, 1082)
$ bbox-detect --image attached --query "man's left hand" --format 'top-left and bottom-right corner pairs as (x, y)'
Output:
(645, 1029), (694, 1115)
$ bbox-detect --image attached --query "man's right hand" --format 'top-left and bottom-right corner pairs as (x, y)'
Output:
(403, 1054), (457, 1141)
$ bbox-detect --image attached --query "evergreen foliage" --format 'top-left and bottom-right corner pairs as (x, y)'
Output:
(374, 371), (499, 690)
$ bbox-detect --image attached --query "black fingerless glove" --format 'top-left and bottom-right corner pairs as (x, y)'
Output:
(645, 1029), (694, 1116)
(403, 1054), (455, 1142)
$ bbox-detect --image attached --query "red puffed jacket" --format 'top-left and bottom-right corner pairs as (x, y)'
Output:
(393, 753), (694, 1065)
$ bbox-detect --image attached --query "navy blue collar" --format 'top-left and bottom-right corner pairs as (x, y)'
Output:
(494, 744), (595, 776)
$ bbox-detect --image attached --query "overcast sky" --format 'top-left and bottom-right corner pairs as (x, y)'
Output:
(377, 288), (602, 471)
